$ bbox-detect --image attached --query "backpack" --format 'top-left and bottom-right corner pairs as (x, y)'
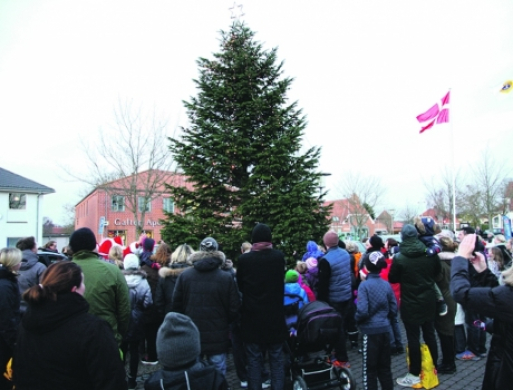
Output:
(125, 286), (144, 342)
(296, 300), (342, 351)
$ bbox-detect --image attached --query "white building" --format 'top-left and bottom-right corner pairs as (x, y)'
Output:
(0, 167), (55, 248)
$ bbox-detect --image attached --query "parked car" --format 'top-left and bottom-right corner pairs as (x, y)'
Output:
(37, 251), (69, 267)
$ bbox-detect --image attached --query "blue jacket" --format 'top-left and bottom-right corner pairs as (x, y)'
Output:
(355, 274), (397, 335)
(317, 247), (352, 303)
(284, 282), (309, 309)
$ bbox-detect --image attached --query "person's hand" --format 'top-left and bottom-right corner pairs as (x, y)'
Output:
(469, 252), (487, 273)
(457, 233), (476, 259)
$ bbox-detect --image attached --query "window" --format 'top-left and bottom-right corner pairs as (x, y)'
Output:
(332, 216), (340, 222)
(138, 197), (151, 212)
(9, 193), (26, 209)
(111, 195), (125, 212)
(163, 198), (174, 213)
(7, 237), (22, 248)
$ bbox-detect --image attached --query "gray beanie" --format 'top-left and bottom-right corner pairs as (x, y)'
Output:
(200, 237), (218, 252)
(401, 224), (418, 240)
(157, 312), (200, 369)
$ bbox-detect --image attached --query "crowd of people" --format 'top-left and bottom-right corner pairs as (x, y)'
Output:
(0, 220), (512, 390)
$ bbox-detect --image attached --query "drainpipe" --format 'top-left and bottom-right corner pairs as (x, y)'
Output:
(37, 193), (42, 243)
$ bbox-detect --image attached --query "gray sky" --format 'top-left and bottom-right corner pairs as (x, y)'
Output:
(1, 0), (512, 224)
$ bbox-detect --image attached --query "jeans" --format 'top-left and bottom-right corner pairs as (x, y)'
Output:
(454, 324), (467, 354)
(330, 300), (350, 361)
(245, 342), (284, 390)
(231, 323), (269, 383)
(207, 353), (227, 376)
(403, 320), (438, 376)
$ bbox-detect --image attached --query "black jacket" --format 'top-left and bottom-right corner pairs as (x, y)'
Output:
(236, 247), (287, 344)
(155, 263), (190, 316)
(0, 267), (20, 351)
(13, 292), (127, 390)
(451, 256), (513, 390)
(144, 360), (228, 390)
(172, 251), (241, 355)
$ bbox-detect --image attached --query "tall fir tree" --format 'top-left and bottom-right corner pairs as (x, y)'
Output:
(160, 22), (331, 263)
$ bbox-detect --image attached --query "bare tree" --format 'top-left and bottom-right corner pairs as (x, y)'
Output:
(471, 145), (510, 225)
(423, 166), (464, 225)
(63, 100), (177, 235)
(398, 203), (423, 225)
(335, 171), (387, 239)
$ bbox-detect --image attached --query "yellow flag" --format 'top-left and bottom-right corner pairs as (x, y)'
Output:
(499, 80), (512, 94)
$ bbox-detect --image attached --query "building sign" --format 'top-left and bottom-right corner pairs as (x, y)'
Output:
(113, 218), (162, 227)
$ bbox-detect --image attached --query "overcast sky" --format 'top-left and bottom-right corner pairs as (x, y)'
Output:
(1, 0), (512, 224)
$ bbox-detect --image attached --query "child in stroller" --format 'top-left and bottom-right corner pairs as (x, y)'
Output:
(284, 298), (355, 390)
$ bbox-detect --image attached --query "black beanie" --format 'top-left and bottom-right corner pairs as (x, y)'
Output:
(143, 238), (155, 252)
(363, 251), (387, 273)
(369, 235), (384, 250)
(69, 228), (97, 253)
(252, 223), (272, 243)
(157, 312), (200, 369)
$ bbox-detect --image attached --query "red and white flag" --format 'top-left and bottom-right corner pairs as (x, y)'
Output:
(416, 91), (450, 133)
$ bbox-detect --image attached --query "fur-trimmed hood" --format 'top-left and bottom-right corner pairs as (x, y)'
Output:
(189, 250), (225, 272)
(438, 251), (455, 263)
(158, 263), (190, 279)
(122, 269), (147, 288)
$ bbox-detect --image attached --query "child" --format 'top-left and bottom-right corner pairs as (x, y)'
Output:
(303, 257), (319, 294)
(145, 312), (228, 390)
(284, 270), (309, 309)
(414, 216), (448, 316)
(294, 262), (316, 302)
(122, 254), (153, 390)
(355, 251), (397, 390)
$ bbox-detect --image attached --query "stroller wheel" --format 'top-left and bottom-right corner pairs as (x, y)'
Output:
(336, 367), (355, 390)
(292, 375), (308, 390)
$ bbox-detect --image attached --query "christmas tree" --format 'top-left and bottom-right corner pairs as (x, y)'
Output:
(160, 22), (331, 263)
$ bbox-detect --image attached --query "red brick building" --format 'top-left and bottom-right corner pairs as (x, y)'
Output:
(75, 171), (191, 245)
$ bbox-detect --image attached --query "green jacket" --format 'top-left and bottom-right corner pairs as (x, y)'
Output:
(389, 238), (441, 325)
(73, 251), (130, 345)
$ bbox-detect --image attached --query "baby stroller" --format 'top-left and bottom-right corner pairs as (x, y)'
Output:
(285, 299), (355, 390)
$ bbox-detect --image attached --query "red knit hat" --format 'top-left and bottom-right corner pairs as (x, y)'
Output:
(323, 231), (339, 248)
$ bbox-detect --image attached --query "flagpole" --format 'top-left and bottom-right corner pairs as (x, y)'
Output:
(450, 87), (457, 231)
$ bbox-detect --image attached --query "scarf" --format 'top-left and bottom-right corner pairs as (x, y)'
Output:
(251, 242), (273, 251)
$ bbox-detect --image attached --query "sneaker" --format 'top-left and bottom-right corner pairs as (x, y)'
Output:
(456, 351), (481, 361)
(332, 360), (351, 369)
(437, 300), (448, 316)
(261, 379), (271, 389)
(396, 373), (421, 387)
(240, 381), (248, 388)
(141, 359), (159, 365)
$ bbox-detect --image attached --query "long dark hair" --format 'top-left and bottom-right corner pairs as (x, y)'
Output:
(23, 261), (82, 304)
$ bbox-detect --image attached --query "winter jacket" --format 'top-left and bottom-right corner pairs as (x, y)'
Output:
(434, 251), (457, 336)
(144, 360), (228, 390)
(451, 256), (513, 390)
(317, 247), (352, 303)
(123, 269), (153, 342)
(72, 251), (130, 345)
(172, 251), (241, 355)
(18, 250), (46, 313)
(284, 282), (309, 309)
(418, 235), (442, 257)
(388, 237), (441, 325)
(14, 292), (127, 390)
(155, 263), (190, 315)
(141, 262), (163, 324)
(355, 273), (397, 335)
(0, 266), (20, 351)
(301, 241), (324, 261)
(237, 247), (288, 344)
(304, 267), (319, 294)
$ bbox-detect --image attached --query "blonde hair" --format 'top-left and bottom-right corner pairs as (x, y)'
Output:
(171, 244), (194, 265)
(241, 242), (252, 253)
(295, 261), (307, 274)
(108, 245), (123, 262)
(0, 247), (22, 272)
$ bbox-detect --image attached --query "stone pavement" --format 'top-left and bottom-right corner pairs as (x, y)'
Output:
(131, 321), (487, 389)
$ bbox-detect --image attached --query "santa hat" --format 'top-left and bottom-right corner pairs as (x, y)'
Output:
(113, 236), (123, 246)
(98, 238), (114, 259)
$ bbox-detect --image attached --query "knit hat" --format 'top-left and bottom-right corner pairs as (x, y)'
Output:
(285, 270), (299, 283)
(199, 237), (218, 252)
(69, 227), (97, 253)
(143, 238), (155, 252)
(252, 223), (272, 243)
(323, 231), (339, 248)
(123, 254), (140, 270)
(305, 257), (318, 270)
(157, 312), (200, 369)
(363, 251), (387, 273)
(401, 224), (418, 240)
(369, 235), (384, 250)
